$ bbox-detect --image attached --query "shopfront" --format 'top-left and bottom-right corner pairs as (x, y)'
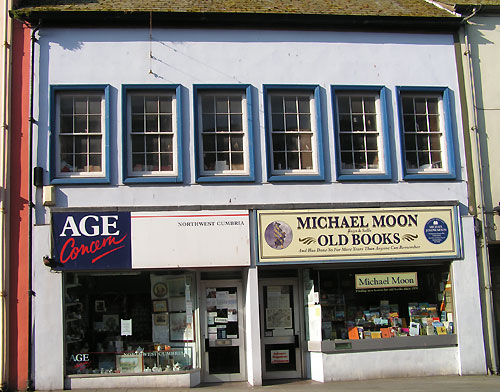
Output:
(51, 210), (251, 388)
(256, 206), (487, 381)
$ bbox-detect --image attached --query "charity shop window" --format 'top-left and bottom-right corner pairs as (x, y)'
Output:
(122, 85), (183, 183)
(398, 87), (456, 180)
(332, 86), (392, 181)
(64, 272), (196, 375)
(264, 85), (324, 182)
(194, 85), (255, 182)
(50, 85), (110, 184)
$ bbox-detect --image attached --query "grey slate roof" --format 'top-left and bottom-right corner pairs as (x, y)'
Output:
(12, 0), (455, 18)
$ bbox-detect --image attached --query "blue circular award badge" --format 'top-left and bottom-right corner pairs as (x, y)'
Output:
(264, 221), (293, 250)
(424, 218), (449, 244)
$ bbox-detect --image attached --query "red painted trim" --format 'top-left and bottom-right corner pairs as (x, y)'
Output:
(9, 20), (31, 391)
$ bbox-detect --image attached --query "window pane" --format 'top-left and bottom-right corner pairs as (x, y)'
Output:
(354, 152), (366, 169)
(338, 97), (350, 114)
(159, 114), (172, 133)
(132, 154), (145, 171)
(365, 135), (378, 150)
(367, 152), (379, 169)
(160, 135), (173, 152)
(202, 114), (215, 132)
(353, 134), (365, 150)
(271, 96), (283, 113)
(418, 152), (430, 167)
(216, 153), (230, 169)
(284, 97), (296, 113)
(159, 97), (172, 113)
(285, 114), (297, 131)
(203, 134), (216, 152)
(415, 98), (426, 114)
(75, 155), (86, 172)
(416, 115), (428, 132)
(272, 114), (284, 132)
(431, 152), (443, 168)
(60, 116), (73, 133)
(428, 115), (440, 132)
(202, 96), (214, 113)
(297, 97), (310, 113)
(352, 115), (363, 131)
(406, 152), (418, 169)
(301, 152), (313, 170)
(231, 152), (244, 170)
(273, 134), (285, 151)
(88, 154), (101, 171)
(88, 115), (101, 133)
(339, 115), (351, 132)
(365, 115), (376, 131)
(131, 114), (144, 133)
(89, 136), (101, 153)
(60, 137), (73, 154)
(216, 114), (228, 132)
(340, 134), (352, 150)
(427, 98), (439, 114)
(146, 115), (158, 132)
(74, 116), (87, 133)
(160, 153), (173, 171)
(364, 97), (376, 113)
(204, 153), (216, 170)
(405, 134), (416, 151)
(145, 97), (158, 113)
(74, 98), (87, 114)
(417, 135), (429, 151)
(287, 152), (299, 169)
(216, 97), (228, 113)
(299, 114), (311, 131)
(131, 96), (144, 113)
(60, 96), (73, 115)
(88, 97), (101, 114)
(351, 98), (363, 113)
(274, 152), (286, 170)
(132, 135), (144, 153)
(229, 97), (242, 113)
(60, 154), (73, 172)
(217, 135), (230, 151)
(146, 153), (159, 171)
(231, 135), (243, 151)
(146, 135), (159, 153)
(403, 115), (416, 132)
(230, 114), (242, 132)
(300, 134), (312, 151)
(286, 134), (299, 151)
(430, 134), (441, 151)
(341, 152), (354, 169)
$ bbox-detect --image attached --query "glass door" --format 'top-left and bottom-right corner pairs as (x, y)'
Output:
(259, 278), (302, 379)
(200, 281), (246, 382)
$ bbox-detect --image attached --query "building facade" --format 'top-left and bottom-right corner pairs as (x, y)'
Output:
(11, 0), (489, 389)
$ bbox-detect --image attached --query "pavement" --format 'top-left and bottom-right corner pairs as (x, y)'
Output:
(37, 375), (500, 392)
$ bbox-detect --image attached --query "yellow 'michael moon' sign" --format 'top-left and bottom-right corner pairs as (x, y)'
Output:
(355, 272), (418, 290)
(257, 206), (459, 263)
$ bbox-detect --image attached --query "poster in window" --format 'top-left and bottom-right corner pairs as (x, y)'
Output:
(266, 308), (292, 329)
(170, 312), (194, 341)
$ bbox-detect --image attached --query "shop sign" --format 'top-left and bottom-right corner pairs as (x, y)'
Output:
(270, 349), (290, 364)
(355, 272), (418, 291)
(130, 210), (250, 268)
(52, 212), (132, 270)
(257, 206), (459, 263)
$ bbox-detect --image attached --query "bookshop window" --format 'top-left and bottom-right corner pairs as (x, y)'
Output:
(64, 271), (196, 375)
(313, 265), (454, 341)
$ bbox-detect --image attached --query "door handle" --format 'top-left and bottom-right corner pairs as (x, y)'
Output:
(294, 334), (299, 348)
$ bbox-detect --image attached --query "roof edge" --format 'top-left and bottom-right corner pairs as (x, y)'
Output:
(10, 10), (462, 31)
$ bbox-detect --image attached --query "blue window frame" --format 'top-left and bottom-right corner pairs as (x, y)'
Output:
(264, 85), (325, 182)
(397, 87), (456, 180)
(331, 86), (392, 181)
(50, 85), (110, 184)
(194, 85), (255, 182)
(122, 85), (183, 184)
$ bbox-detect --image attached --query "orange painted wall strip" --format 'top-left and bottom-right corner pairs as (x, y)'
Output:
(10, 19), (30, 391)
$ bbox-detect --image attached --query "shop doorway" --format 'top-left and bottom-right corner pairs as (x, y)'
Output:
(259, 278), (302, 379)
(200, 281), (246, 382)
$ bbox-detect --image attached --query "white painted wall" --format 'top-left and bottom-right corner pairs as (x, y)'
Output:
(33, 28), (468, 211)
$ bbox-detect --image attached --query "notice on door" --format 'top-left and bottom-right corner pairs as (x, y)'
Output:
(271, 350), (290, 364)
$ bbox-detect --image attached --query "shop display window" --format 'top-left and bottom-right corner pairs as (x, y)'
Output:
(308, 265), (454, 341)
(64, 271), (196, 375)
